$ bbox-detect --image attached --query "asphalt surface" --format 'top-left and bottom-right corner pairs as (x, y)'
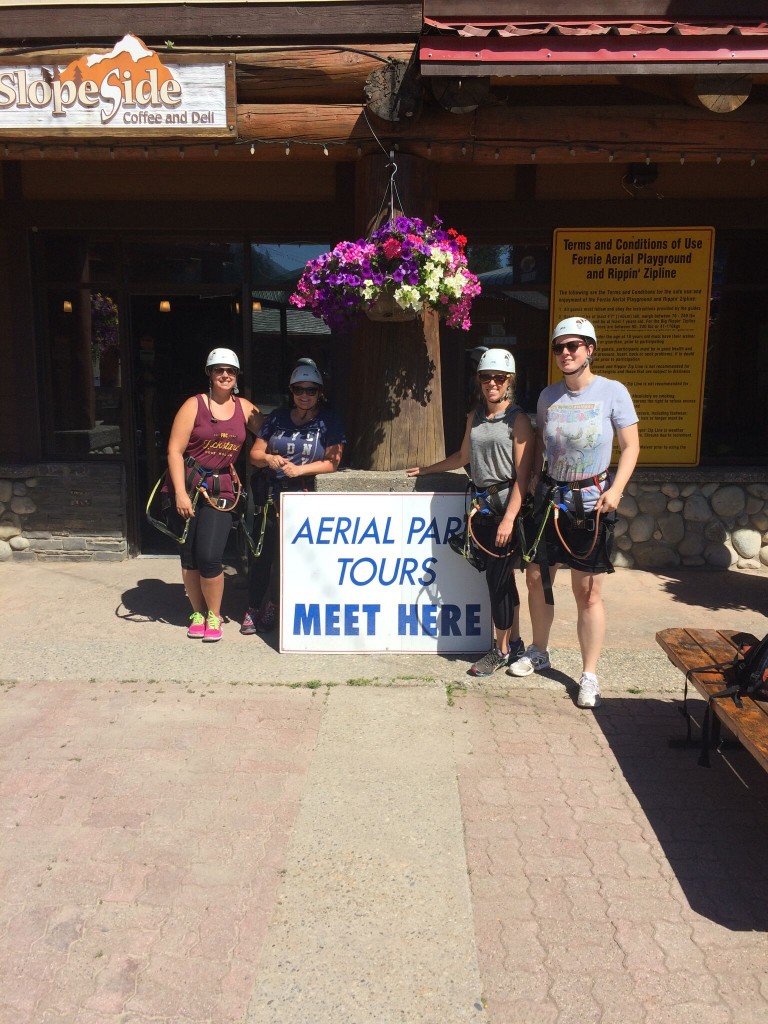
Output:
(1, 559), (768, 1023)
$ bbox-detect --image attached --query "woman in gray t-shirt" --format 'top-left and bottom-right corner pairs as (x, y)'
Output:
(510, 317), (640, 709)
(407, 348), (534, 677)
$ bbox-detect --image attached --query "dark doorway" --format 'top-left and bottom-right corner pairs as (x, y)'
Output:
(131, 292), (242, 554)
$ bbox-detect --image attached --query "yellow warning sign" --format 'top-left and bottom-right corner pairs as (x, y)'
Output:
(551, 227), (714, 466)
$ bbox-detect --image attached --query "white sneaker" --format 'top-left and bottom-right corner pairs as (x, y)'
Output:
(577, 673), (601, 708)
(508, 645), (551, 677)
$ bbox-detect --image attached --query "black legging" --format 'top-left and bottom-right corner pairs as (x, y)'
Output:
(470, 515), (519, 631)
(179, 503), (233, 578)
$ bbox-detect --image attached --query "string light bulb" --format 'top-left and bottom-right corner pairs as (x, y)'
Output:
(679, 153), (685, 165)
(645, 152), (651, 165)
(213, 144), (219, 157)
(179, 146), (185, 159)
(323, 144), (329, 156)
(530, 149), (536, 161)
(285, 141), (291, 156)
(109, 146), (114, 160)
(569, 146), (576, 157)
(716, 152), (722, 165)
(250, 143), (255, 156)
(608, 151), (615, 162)
(144, 146), (149, 159)
(461, 143), (467, 156)
(751, 154), (757, 167)
(494, 148), (500, 160)
(426, 141), (432, 157)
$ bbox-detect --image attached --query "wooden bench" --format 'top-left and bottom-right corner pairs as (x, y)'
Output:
(656, 627), (768, 770)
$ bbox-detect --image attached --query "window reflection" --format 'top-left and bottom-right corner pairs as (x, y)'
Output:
(49, 289), (122, 457)
(250, 243), (333, 412)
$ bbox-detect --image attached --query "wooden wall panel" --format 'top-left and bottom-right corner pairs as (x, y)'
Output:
(0, 3), (422, 40)
(21, 160), (336, 201)
(535, 162), (768, 201)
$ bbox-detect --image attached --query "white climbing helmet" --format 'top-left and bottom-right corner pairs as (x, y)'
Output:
(290, 363), (323, 387)
(205, 348), (241, 371)
(476, 348), (515, 375)
(551, 317), (597, 348)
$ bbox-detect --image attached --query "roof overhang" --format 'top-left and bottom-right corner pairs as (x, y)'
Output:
(419, 21), (768, 77)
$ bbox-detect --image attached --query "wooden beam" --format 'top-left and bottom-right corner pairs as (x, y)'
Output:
(0, 4), (422, 41)
(3, 101), (768, 162)
(679, 74), (752, 113)
(234, 101), (768, 160)
(236, 45), (416, 104)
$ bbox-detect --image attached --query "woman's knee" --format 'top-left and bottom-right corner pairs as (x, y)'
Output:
(572, 572), (604, 611)
(198, 562), (224, 580)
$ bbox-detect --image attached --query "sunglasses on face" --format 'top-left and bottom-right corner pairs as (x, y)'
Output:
(552, 341), (586, 355)
(292, 385), (319, 396)
(478, 373), (509, 385)
(210, 365), (237, 375)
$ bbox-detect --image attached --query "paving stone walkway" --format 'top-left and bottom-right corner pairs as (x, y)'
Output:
(2, 678), (768, 1023)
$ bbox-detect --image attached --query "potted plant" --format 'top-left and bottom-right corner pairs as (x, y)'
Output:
(289, 216), (481, 332)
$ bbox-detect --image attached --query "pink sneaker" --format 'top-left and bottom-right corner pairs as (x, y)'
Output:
(203, 611), (223, 642)
(187, 611), (206, 639)
(240, 607), (258, 635)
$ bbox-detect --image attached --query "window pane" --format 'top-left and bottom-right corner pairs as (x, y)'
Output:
(250, 243), (333, 412)
(47, 289), (123, 458)
(125, 238), (243, 287)
(39, 235), (120, 284)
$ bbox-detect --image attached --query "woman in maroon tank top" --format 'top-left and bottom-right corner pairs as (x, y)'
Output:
(167, 348), (262, 642)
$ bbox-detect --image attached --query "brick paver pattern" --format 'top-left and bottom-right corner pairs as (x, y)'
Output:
(0, 681), (323, 1024)
(455, 690), (768, 1024)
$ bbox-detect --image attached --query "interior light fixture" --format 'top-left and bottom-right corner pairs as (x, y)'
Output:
(252, 300), (262, 312)
(62, 299), (73, 313)
(159, 299), (171, 313)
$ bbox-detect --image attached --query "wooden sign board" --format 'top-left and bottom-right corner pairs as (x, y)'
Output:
(0, 34), (236, 139)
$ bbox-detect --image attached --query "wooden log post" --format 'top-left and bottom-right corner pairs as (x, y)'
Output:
(344, 152), (445, 471)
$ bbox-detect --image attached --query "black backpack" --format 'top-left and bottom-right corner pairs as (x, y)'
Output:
(712, 632), (768, 707)
(697, 632), (768, 766)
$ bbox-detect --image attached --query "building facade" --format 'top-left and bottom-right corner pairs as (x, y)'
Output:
(1, 1), (767, 572)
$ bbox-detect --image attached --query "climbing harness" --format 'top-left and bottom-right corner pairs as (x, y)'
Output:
(146, 457), (263, 558)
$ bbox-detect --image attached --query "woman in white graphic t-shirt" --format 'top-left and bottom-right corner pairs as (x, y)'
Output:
(509, 317), (640, 710)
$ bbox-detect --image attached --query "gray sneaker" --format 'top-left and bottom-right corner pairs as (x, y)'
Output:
(469, 646), (510, 677)
(508, 645), (551, 677)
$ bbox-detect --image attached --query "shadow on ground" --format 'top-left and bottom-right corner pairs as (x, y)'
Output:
(595, 695), (768, 931)
(657, 569), (768, 616)
(116, 578), (190, 627)
(116, 565), (252, 628)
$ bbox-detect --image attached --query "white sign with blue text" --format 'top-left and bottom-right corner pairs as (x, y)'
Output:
(279, 492), (492, 653)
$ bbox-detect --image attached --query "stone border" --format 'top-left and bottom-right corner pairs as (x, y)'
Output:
(2, 465), (766, 571)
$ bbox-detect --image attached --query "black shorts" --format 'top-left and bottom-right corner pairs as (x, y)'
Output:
(536, 508), (617, 575)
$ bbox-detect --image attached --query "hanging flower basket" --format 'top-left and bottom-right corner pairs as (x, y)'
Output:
(365, 289), (418, 323)
(289, 216), (481, 333)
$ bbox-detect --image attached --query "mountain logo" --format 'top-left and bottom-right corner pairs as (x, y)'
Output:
(60, 34), (181, 124)
(0, 34), (182, 125)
